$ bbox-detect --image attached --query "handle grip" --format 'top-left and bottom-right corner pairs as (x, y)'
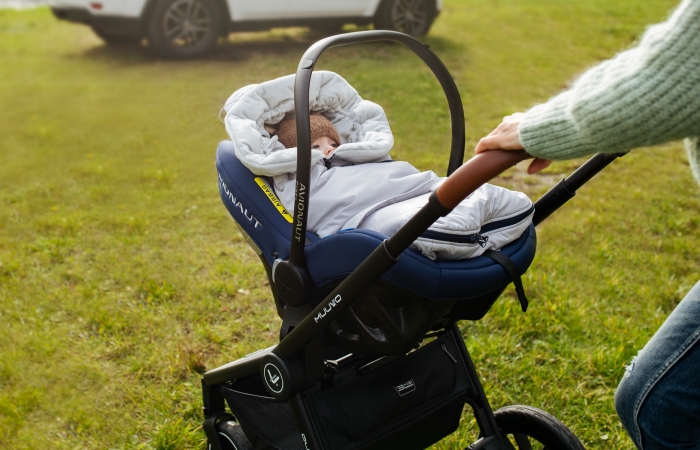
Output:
(435, 150), (532, 210)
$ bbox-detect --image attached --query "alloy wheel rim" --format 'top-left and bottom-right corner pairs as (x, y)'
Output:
(162, 0), (212, 48)
(390, 0), (429, 35)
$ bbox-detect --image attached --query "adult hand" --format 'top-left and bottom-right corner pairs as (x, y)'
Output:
(475, 113), (552, 174)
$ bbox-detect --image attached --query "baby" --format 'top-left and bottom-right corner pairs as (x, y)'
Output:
(274, 114), (340, 158)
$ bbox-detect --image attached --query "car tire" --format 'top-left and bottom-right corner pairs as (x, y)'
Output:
(375, 0), (437, 36)
(92, 27), (142, 45)
(146, 0), (224, 59)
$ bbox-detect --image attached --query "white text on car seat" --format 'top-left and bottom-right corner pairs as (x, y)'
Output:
(294, 182), (306, 242)
(218, 173), (262, 228)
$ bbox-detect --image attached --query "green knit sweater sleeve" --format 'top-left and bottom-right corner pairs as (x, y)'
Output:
(519, 0), (700, 161)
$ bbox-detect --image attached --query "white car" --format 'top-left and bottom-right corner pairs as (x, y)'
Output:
(50, 0), (442, 58)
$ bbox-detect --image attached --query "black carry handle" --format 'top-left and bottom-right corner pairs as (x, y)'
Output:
(288, 30), (466, 269)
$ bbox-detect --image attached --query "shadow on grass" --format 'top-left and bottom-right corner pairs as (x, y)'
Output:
(212, 30), (464, 61)
(74, 28), (463, 66)
(215, 36), (322, 62)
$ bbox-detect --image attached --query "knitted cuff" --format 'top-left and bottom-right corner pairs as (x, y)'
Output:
(518, 92), (598, 161)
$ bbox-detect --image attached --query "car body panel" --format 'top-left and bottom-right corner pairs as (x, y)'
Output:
(285, 0), (377, 19)
(228, 0), (289, 21)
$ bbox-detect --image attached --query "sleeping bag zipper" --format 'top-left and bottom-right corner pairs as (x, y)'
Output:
(419, 204), (535, 247)
(419, 230), (490, 247)
(480, 205), (535, 234)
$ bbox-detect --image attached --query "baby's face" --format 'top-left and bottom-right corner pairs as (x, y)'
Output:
(312, 136), (339, 157)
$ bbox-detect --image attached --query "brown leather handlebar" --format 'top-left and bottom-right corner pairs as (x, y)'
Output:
(435, 150), (532, 210)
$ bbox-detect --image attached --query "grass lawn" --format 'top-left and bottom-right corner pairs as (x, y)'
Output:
(0, 0), (696, 448)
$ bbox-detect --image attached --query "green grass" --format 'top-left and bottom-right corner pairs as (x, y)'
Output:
(0, 1), (694, 448)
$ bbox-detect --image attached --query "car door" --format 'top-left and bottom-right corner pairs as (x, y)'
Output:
(286, 0), (376, 19)
(227, 0), (290, 21)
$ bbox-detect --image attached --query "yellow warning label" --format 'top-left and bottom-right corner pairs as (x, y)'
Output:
(255, 177), (293, 223)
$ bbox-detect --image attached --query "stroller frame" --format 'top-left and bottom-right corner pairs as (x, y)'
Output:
(202, 30), (624, 450)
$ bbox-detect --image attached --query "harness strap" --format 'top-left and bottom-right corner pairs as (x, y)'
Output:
(483, 250), (529, 312)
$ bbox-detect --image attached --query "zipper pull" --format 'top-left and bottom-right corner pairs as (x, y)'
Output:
(441, 343), (458, 363)
(322, 158), (332, 170)
(465, 234), (489, 247)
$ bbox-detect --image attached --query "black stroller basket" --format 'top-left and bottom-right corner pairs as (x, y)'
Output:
(218, 331), (469, 450)
(203, 30), (624, 450)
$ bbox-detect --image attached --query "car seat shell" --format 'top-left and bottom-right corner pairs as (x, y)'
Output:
(216, 140), (537, 305)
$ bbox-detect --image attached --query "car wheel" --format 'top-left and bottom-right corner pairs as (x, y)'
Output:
(92, 27), (142, 45)
(147, 0), (224, 59)
(375, 0), (437, 36)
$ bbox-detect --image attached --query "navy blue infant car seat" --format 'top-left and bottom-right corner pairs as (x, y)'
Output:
(217, 140), (536, 355)
(201, 31), (590, 450)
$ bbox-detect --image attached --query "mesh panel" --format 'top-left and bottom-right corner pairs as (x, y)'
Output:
(223, 386), (305, 450)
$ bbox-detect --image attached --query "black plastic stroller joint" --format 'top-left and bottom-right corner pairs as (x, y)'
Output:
(272, 258), (311, 307)
(260, 352), (306, 399)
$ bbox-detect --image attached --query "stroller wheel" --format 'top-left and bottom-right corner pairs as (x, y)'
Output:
(492, 405), (586, 450)
(208, 420), (254, 450)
